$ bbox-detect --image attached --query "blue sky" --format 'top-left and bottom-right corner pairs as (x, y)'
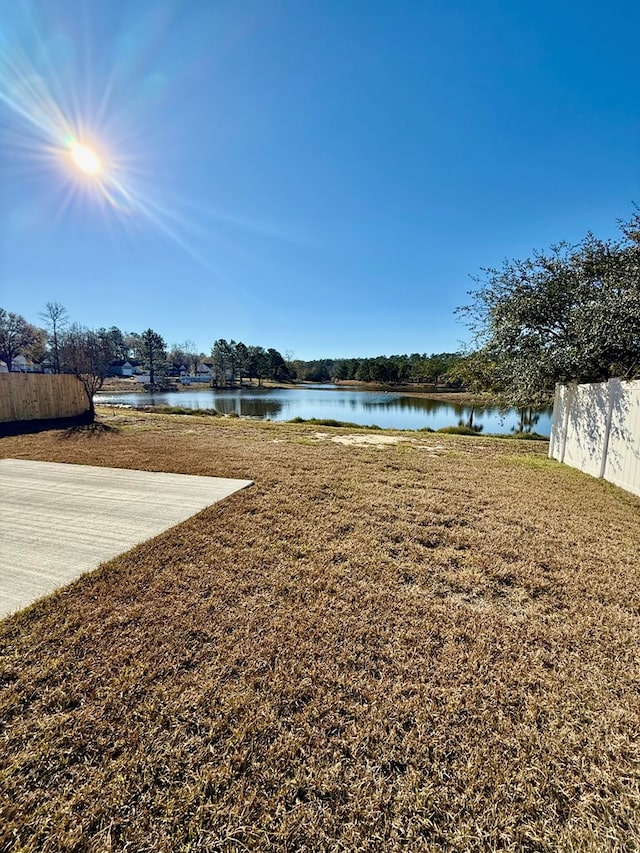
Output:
(1, 0), (638, 359)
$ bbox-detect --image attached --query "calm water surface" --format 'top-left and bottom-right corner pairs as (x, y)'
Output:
(98, 385), (552, 435)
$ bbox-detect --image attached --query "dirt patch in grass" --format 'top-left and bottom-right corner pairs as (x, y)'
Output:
(1, 410), (639, 851)
(313, 431), (419, 448)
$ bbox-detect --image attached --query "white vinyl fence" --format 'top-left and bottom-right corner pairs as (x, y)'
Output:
(549, 378), (640, 497)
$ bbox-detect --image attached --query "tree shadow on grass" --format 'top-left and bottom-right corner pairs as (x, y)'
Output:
(60, 420), (119, 439)
(0, 413), (111, 438)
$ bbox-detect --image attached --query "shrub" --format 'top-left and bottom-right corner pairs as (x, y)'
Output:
(508, 431), (548, 441)
(134, 405), (219, 417)
(437, 425), (484, 436)
(288, 417), (381, 430)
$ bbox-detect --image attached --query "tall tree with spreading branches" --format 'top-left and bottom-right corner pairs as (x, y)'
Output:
(59, 325), (115, 418)
(39, 302), (69, 373)
(0, 309), (38, 371)
(457, 212), (640, 406)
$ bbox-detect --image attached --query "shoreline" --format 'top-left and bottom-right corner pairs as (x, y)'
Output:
(332, 382), (494, 406)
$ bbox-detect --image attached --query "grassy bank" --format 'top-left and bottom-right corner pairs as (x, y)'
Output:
(1, 411), (639, 851)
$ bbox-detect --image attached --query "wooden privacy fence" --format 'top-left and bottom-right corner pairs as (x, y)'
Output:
(549, 378), (640, 497)
(0, 373), (89, 424)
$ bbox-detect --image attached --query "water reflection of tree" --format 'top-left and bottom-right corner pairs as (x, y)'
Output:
(359, 396), (456, 414)
(359, 395), (505, 417)
(360, 394), (502, 423)
(212, 397), (284, 418)
(110, 389), (551, 433)
(512, 407), (541, 434)
(458, 405), (484, 432)
(357, 394), (550, 434)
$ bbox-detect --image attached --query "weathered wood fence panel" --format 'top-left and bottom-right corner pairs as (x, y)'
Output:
(0, 374), (89, 423)
(549, 379), (640, 497)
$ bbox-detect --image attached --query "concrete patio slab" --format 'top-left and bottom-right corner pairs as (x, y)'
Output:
(0, 458), (253, 619)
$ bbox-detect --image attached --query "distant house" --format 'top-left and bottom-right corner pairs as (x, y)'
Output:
(193, 361), (239, 385)
(179, 361), (215, 384)
(195, 361), (214, 378)
(167, 362), (189, 378)
(107, 359), (139, 377)
(8, 355), (42, 373)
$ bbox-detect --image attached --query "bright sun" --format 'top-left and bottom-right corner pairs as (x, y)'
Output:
(70, 142), (102, 176)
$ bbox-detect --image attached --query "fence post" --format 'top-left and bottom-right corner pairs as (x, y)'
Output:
(549, 384), (561, 458)
(557, 383), (574, 463)
(598, 378), (618, 479)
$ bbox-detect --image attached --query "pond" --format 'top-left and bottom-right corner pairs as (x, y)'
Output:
(97, 384), (552, 435)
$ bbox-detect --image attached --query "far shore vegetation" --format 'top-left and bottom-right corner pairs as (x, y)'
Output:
(2, 212), (638, 417)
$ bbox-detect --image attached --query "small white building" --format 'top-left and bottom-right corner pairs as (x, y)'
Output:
(7, 355), (41, 373)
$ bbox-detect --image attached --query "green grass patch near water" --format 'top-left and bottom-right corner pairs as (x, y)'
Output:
(134, 405), (220, 417)
(507, 431), (548, 441)
(437, 425), (484, 436)
(288, 417), (382, 429)
(436, 425), (548, 440)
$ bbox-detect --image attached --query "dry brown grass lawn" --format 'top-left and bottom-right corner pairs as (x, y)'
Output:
(1, 411), (639, 852)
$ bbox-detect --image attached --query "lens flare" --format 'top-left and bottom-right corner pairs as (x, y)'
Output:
(70, 142), (102, 176)
(0, 3), (266, 292)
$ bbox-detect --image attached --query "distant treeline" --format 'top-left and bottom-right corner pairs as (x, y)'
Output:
(1, 303), (465, 388)
(290, 352), (463, 384)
